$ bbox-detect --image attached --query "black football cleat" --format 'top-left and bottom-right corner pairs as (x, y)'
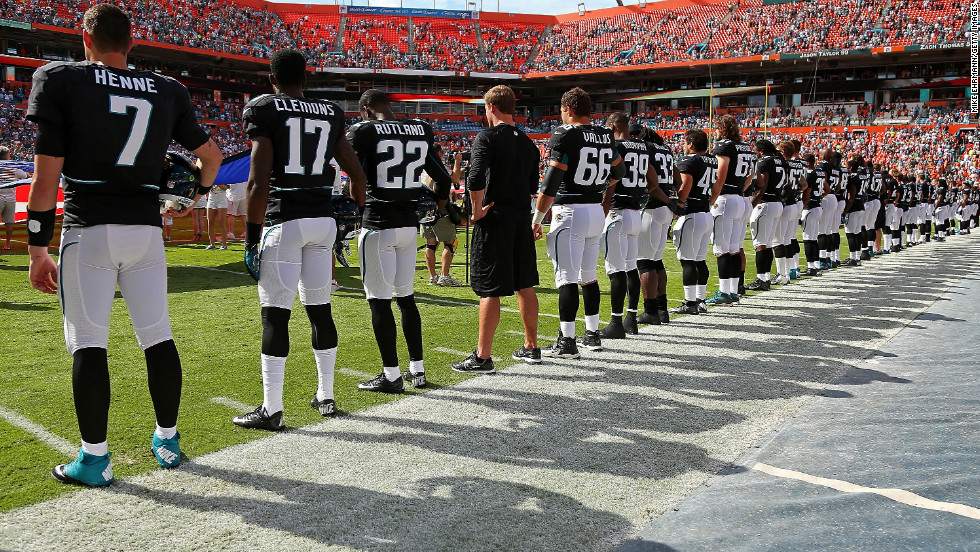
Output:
(623, 312), (639, 335)
(541, 336), (581, 359)
(357, 373), (405, 394)
(658, 309), (670, 324)
(579, 330), (603, 351)
(402, 370), (427, 389)
(804, 268), (821, 277)
(697, 300), (708, 314)
(636, 311), (661, 325)
(669, 301), (699, 315)
(452, 352), (497, 373)
(233, 406), (285, 431)
(860, 250), (871, 261)
(309, 396), (336, 417)
(842, 258), (861, 267)
(745, 278), (771, 291)
(512, 346), (542, 364)
(598, 321), (626, 340)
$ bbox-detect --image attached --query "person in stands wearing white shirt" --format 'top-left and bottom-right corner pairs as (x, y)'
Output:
(0, 146), (28, 250)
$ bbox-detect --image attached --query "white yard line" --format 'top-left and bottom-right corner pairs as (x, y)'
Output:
(0, 405), (75, 457)
(210, 396), (252, 412)
(433, 347), (501, 362)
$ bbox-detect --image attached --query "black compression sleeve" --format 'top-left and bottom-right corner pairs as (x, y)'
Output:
(540, 164), (565, 197)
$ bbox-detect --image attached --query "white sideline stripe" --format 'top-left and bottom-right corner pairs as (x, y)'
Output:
(170, 263), (246, 276)
(753, 462), (980, 520)
(0, 405), (75, 457)
(507, 330), (557, 341)
(210, 396), (252, 412)
(413, 294), (606, 324)
(338, 368), (375, 379)
(433, 347), (501, 362)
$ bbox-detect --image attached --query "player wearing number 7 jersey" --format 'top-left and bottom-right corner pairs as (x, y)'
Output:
(235, 49), (367, 430)
(534, 88), (625, 358)
(26, 4), (223, 485)
(347, 89), (453, 393)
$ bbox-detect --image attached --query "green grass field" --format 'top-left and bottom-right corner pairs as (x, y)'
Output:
(0, 216), (849, 512)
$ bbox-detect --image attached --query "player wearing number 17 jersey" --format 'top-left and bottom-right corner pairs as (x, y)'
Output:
(347, 89), (453, 393)
(26, 4), (223, 485)
(533, 88), (625, 358)
(235, 49), (367, 430)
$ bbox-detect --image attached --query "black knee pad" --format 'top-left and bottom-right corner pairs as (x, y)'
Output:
(652, 259), (665, 271)
(424, 243), (438, 251)
(305, 303), (338, 350)
(444, 241), (456, 255)
(261, 306), (292, 357)
(637, 259), (656, 275)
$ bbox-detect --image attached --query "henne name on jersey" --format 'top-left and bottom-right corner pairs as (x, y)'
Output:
(92, 69), (158, 93)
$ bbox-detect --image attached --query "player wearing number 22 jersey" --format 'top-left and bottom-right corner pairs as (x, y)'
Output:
(235, 49), (366, 430)
(347, 89), (452, 394)
(533, 88), (625, 359)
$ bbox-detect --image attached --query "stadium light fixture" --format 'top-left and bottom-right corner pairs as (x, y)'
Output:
(578, 3), (586, 15)
(639, 0), (646, 6)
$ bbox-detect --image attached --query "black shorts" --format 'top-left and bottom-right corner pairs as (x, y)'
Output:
(875, 202), (887, 229)
(470, 212), (539, 298)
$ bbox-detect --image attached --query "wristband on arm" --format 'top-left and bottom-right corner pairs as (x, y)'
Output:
(532, 209), (548, 225)
(26, 208), (56, 247)
(244, 221), (262, 250)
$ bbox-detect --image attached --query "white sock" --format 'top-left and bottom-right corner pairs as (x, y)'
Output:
(719, 279), (729, 294)
(913, 229), (920, 241)
(409, 359), (424, 375)
(760, 272), (770, 281)
(775, 257), (785, 276)
(793, 254), (799, 269)
(82, 440), (109, 457)
(261, 354), (287, 415)
(696, 284), (707, 300)
(585, 314), (599, 332)
(314, 347), (337, 401)
(884, 235), (891, 249)
(154, 425), (177, 440)
(729, 277), (740, 293)
(684, 285), (696, 302)
(560, 321), (576, 338)
(383, 366), (401, 382)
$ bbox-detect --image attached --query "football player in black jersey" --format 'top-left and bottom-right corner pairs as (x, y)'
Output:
(234, 50), (367, 430)
(706, 115), (754, 305)
(932, 177), (949, 241)
(26, 4), (223, 485)
(881, 168), (900, 253)
(775, 141), (806, 284)
(918, 174), (934, 243)
(814, 149), (839, 270)
(896, 173), (915, 249)
(841, 155), (869, 266)
(635, 127), (678, 325)
(669, 130), (717, 315)
(348, 89), (452, 391)
(869, 162), (887, 255)
(746, 140), (786, 291)
(801, 153), (829, 276)
(598, 113), (658, 338)
(534, 88), (624, 357)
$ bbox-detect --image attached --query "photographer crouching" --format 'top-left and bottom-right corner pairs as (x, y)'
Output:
(421, 143), (465, 286)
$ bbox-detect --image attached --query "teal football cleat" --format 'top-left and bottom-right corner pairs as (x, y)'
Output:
(151, 432), (182, 468)
(52, 449), (115, 487)
(705, 290), (728, 305)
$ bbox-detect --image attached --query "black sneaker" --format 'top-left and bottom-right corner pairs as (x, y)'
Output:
(541, 336), (580, 359)
(669, 301), (699, 315)
(233, 406), (284, 431)
(831, 260), (842, 268)
(597, 321), (626, 340)
(309, 396), (336, 417)
(658, 309), (670, 324)
(512, 346), (542, 364)
(357, 373), (404, 393)
(402, 370), (427, 389)
(842, 258), (860, 267)
(697, 300), (708, 314)
(623, 312), (639, 335)
(804, 268), (821, 277)
(745, 278), (771, 291)
(451, 352), (496, 373)
(636, 311), (661, 325)
(737, 283), (746, 295)
(860, 250), (871, 261)
(579, 329), (603, 351)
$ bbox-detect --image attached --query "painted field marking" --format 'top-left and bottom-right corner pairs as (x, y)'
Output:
(506, 330), (558, 341)
(0, 405), (75, 457)
(169, 263), (247, 276)
(210, 396), (252, 412)
(753, 462), (980, 520)
(433, 347), (501, 362)
(337, 367), (375, 379)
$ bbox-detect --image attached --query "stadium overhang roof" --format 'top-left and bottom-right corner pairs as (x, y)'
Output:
(614, 85), (770, 101)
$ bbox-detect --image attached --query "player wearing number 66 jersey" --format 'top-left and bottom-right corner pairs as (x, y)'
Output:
(597, 113), (663, 339)
(347, 89), (453, 393)
(669, 130), (718, 316)
(25, 4), (223, 485)
(533, 87), (624, 358)
(237, 50), (367, 429)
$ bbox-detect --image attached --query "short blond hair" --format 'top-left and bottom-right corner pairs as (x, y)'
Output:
(484, 85), (515, 115)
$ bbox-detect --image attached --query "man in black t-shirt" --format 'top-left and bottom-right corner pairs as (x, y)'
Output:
(25, 4), (223, 486)
(348, 89), (451, 392)
(669, 130), (717, 316)
(234, 50), (367, 430)
(452, 85), (541, 373)
(534, 87), (624, 358)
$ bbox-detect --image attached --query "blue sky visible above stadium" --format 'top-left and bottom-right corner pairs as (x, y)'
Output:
(266, 0), (630, 16)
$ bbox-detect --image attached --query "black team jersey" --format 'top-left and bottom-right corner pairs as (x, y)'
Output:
(805, 166), (826, 208)
(26, 61), (209, 227)
(547, 124), (621, 205)
(347, 118), (450, 230)
(712, 139), (756, 196)
(757, 155), (788, 202)
(817, 161), (842, 201)
(611, 138), (653, 210)
(871, 171), (884, 200)
(243, 93), (346, 225)
(786, 157), (807, 204)
(898, 182), (914, 208)
(467, 123), (540, 218)
(646, 141), (674, 209)
(675, 153), (718, 213)
(847, 168), (869, 211)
